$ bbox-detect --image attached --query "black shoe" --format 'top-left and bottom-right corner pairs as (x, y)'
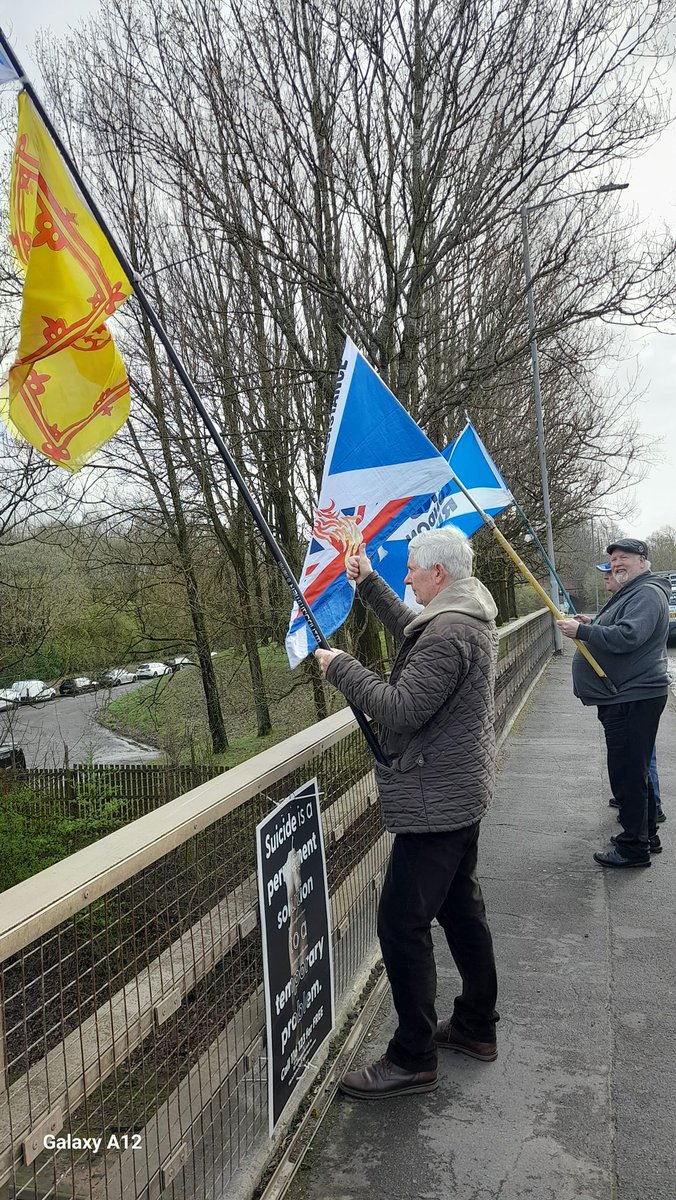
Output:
(593, 848), (651, 868)
(611, 834), (662, 855)
(435, 1018), (497, 1062)
(339, 1055), (438, 1099)
(608, 797), (620, 808)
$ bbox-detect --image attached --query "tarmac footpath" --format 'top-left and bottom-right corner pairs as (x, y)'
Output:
(285, 648), (676, 1200)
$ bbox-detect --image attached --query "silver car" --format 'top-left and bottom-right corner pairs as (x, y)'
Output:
(101, 668), (138, 687)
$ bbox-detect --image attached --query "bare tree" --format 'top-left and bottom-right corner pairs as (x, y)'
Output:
(32, 0), (676, 666)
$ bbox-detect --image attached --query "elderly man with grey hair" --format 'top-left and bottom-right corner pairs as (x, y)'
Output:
(315, 526), (499, 1099)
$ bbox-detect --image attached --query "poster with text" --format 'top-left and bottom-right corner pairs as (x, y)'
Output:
(256, 778), (335, 1133)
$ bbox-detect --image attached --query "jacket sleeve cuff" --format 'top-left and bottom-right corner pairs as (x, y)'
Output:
(325, 651), (355, 687)
(357, 573), (379, 597)
(575, 622), (591, 642)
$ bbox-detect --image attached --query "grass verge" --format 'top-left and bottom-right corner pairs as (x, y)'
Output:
(99, 644), (346, 766)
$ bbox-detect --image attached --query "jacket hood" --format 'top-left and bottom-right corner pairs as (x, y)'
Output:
(645, 573), (671, 598)
(404, 576), (498, 636)
(606, 571), (671, 607)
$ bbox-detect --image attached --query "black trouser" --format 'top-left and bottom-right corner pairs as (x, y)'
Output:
(377, 823), (498, 1073)
(597, 696), (667, 861)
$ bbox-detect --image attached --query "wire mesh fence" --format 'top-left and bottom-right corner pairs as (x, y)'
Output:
(0, 609), (554, 1200)
(494, 609), (555, 740)
(0, 765), (221, 822)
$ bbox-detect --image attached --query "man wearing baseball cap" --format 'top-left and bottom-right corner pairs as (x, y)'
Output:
(557, 538), (669, 868)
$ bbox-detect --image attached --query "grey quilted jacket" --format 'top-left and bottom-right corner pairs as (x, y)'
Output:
(325, 572), (499, 834)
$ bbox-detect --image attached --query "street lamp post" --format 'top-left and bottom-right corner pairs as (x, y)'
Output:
(591, 516), (600, 612)
(519, 183), (628, 650)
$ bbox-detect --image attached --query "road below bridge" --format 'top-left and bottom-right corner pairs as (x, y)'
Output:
(0, 681), (161, 767)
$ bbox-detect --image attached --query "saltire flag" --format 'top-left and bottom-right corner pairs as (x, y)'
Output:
(376, 420), (513, 607)
(3, 91), (132, 471)
(285, 337), (454, 667)
(0, 44), (19, 85)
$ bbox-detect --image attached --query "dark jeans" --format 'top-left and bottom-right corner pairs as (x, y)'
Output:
(377, 823), (498, 1073)
(597, 696), (667, 860)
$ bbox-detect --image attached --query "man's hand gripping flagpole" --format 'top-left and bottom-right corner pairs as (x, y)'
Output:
(314, 545), (372, 676)
(446, 472), (616, 693)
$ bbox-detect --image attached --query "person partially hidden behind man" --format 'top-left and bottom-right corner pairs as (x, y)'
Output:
(557, 538), (669, 868)
(314, 527), (499, 1099)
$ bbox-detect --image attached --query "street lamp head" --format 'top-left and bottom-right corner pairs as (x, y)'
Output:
(521, 181), (629, 214)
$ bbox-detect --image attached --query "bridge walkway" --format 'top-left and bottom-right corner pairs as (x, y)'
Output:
(285, 647), (676, 1200)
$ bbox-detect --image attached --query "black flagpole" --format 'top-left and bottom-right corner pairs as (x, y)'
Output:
(0, 29), (387, 764)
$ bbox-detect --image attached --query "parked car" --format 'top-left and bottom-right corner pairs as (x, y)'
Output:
(653, 573), (676, 642)
(11, 680), (56, 703)
(136, 662), (172, 678)
(0, 744), (26, 769)
(165, 655), (195, 672)
(0, 688), (19, 712)
(100, 667), (138, 687)
(59, 676), (99, 696)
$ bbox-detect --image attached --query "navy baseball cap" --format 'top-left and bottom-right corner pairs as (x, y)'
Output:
(596, 562), (612, 572)
(606, 538), (648, 557)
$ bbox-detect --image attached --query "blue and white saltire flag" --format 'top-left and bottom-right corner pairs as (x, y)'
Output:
(376, 421), (513, 606)
(285, 337), (454, 667)
(0, 45), (19, 85)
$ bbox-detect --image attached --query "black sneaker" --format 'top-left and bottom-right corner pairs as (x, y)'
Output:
(656, 807), (666, 824)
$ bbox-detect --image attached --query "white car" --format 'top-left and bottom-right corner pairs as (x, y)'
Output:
(0, 688), (19, 711)
(136, 662), (172, 678)
(11, 679), (57, 703)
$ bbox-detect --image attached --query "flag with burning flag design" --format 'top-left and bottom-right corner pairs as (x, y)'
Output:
(4, 91), (132, 471)
(285, 337), (454, 667)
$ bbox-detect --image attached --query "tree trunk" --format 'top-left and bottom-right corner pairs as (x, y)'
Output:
(349, 594), (385, 673)
(235, 571), (272, 737)
(507, 569), (517, 619)
(128, 312), (229, 758)
(304, 655), (329, 722)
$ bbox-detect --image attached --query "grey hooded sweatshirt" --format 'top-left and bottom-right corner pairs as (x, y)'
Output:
(325, 571), (498, 834)
(572, 571), (669, 705)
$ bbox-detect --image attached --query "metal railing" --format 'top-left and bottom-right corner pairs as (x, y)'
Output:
(0, 610), (554, 1200)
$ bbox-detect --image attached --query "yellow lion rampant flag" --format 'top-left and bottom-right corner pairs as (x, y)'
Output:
(6, 91), (132, 471)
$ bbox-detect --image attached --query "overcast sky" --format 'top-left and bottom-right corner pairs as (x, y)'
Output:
(4, 5), (676, 541)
